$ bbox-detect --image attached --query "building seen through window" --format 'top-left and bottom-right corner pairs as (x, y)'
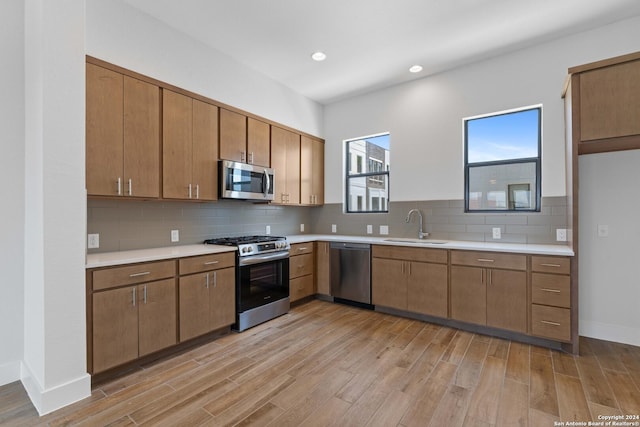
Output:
(345, 133), (390, 213)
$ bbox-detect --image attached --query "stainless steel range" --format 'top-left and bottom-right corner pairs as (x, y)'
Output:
(204, 235), (290, 331)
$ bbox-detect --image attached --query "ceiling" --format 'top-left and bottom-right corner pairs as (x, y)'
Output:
(121, 0), (640, 104)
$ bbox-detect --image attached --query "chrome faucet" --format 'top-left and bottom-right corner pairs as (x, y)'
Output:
(406, 209), (429, 239)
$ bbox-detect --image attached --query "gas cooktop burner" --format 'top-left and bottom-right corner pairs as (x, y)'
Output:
(203, 235), (285, 246)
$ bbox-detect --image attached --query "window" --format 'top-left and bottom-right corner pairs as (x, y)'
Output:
(345, 133), (390, 213)
(464, 106), (541, 212)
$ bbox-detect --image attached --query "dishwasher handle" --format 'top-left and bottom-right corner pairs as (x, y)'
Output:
(330, 242), (371, 251)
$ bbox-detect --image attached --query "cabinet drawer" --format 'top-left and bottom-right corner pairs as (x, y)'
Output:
(372, 245), (447, 264)
(531, 256), (571, 274)
(290, 242), (313, 256)
(93, 260), (176, 291)
(532, 273), (571, 308)
(290, 275), (314, 302)
(179, 252), (235, 275)
(451, 250), (526, 270)
(531, 305), (571, 342)
(290, 253), (313, 279)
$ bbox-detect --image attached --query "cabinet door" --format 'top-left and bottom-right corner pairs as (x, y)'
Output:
(316, 242), (330, 296)
(179, 273), (211, 341)
(291, 274), (314, 302)
(86, 63), (124, 196)
(450, 265), (486, 325)
(407, 262), (448, 318)
(219, 108), (247, 162)
(209, 267), (236, 331)
(123, 76), (160, 198)
(486, 269), (527, 333)
(92, 286), (138, 373)
(311, 138), (324, 205)
(138, 279), (177, 356)
(290, 253), (313, 279)
(372, 258), (407, 310)
(247, 117), (270, 167)
(162, 90), (193, 199)
(300, 136), (314, 205)
(285, 131), (301, 205)
(271, 126), (300, 204)
(192, 100), (219, 200)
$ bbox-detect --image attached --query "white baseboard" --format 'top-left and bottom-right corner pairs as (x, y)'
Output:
(579, 319), (640, 347)
(0, 361), (21, 387)
(21, 361), (91, 416)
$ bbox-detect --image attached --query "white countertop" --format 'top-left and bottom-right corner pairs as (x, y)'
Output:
(86, 234), (574, 269)
(86, 244), (236, 268)
(287, 234), (575, 256)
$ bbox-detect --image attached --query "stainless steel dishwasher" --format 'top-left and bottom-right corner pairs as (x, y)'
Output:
(330, 242), (372, 308)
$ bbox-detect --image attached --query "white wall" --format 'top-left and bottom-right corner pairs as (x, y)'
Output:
(22, 0), (91, 414)
(579, 151), (640, 346)
(0, 0), (25, 387)
(323, 16), (640, 204)
(85, 0), (324, 138)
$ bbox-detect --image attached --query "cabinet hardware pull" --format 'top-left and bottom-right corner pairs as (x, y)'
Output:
(132, 287), (136, 306)
(213, 271), (217, 288)
(206, 273), (209, 289)
(540, 263), (562, 268)
(540, 320), (561, 326)
(143, 285), (147, 304)
(204, 260), (219, 265)
(128, 179), (132, 196)
(188, 183), (192, 199)
(241, 151), (246, 162)
(480, 270), (483, 284)
(488, 269), (492, 285)
(249, 152), (254, 164)
(299, 247), (308, 251)
(540, 288), (561, 293)
(129, 271), (150, 277)
(408, 263), (412, 276)
(477, 258), (494, 262)
(117, 177), (122, 195)
(195, 184), (199, 199)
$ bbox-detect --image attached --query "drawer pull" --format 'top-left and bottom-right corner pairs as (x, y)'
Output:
(540, 320), (561, 327)
(298, 247), (308, 251)
(204, 260), (219, 265)
(540, 263), (562, 268)
(540, 288), (561, 293)
(129, 271), (151, 278)
(477, 258), (494, 263)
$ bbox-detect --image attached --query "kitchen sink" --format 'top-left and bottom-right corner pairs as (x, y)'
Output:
(384, 238), (448, 245)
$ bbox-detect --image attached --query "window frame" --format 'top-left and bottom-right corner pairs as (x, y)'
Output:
(463, 105), (542, 213)
(344, 133), (390, 214)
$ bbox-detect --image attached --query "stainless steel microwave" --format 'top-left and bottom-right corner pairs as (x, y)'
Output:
(219, 160), (275, 201)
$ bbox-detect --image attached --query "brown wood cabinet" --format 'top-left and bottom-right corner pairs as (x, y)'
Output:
(530, 255), (572, 342)
(178, 253), (236, 341)
(372, 245), (448, 317)
(163, 90), (218, 201)
(86, 63), (160, 198)
(247, 117), (271, 167)
(271, 126), (301, 204)
(219, 110), (271, 167)
(300, 136), (324, 205)
(90, 261), (176, 373)
(450, 251), (527, 333)
(290, 243), (315, 302)
(315, 242), (330, 296)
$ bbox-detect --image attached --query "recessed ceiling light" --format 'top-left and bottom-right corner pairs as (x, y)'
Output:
(311, 51), (327, 61)
(409, 65), (423, 73)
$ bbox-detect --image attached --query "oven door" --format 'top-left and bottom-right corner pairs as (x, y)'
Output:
(237, 251), (289, 313)
(220, 160), (275, 201)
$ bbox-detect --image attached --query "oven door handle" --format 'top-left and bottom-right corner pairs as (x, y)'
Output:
(239, 251), (289, 266)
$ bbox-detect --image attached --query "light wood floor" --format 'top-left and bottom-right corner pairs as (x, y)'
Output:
(2, 299), (640, 426)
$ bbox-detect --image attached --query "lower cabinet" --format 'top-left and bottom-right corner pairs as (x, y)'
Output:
(372, 245), (448, 317)
(315, 241), (330, 296)
(290, 242), (315, 302)
(91, 262), (177, 373)
(450, 251), (527, 334)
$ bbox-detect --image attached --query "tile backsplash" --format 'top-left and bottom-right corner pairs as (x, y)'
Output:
(88, 196), (568, 253)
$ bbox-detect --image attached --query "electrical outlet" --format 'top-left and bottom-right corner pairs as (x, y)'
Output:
(87, 233), (99, 249)
(266, 225), (271, 235)
(597, 224), (609, 238)
(300, 223), (305, 232)
(556, 228), (567, 242)
(331, 224), (337, 233)
(492, 227), (501, 239)
(380, 225), (389, 235)
(367, 225), (373, 234)
(171, 230), (179, 242)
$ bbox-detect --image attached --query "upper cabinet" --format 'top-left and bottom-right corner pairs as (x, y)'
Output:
(566, 51), (640, 155)
(271, 126), (301, 205)
(163, 90), (219, 201)
(220, 110), (271, 167)
(86, 63), (160, 198)
(300, 136), (324, 206)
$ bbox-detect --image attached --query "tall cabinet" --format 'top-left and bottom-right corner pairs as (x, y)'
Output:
(271, 126), (301, 204)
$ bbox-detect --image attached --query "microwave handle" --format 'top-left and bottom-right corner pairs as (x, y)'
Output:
(263, 169), (271, 198)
